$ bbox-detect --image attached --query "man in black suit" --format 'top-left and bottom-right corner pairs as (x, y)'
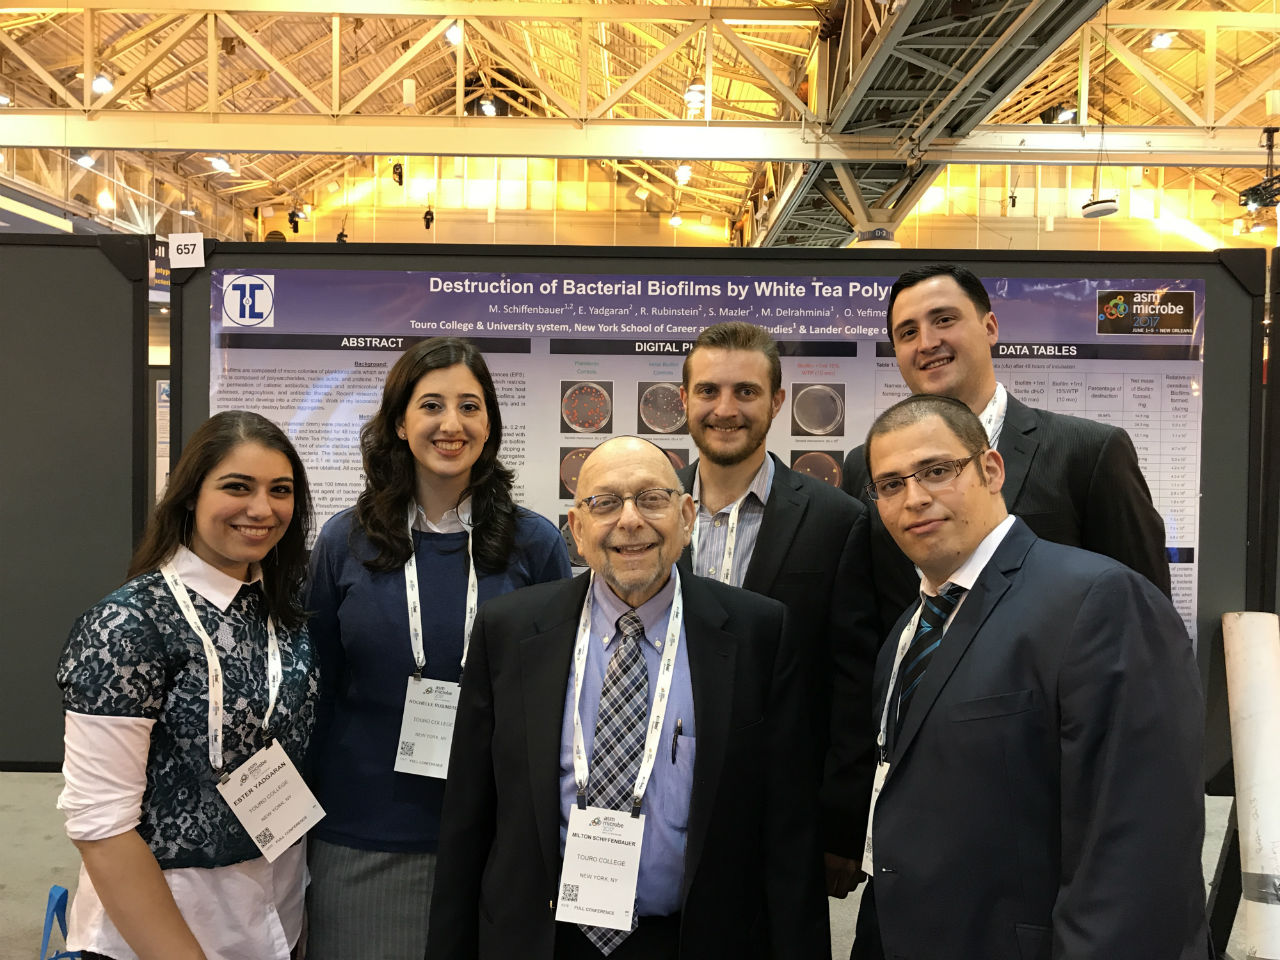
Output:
(427, 437), (825, 960)
(675, 321), (881, 902)
(842, 264), (1170, 636)
(859, 394), (1206, 959)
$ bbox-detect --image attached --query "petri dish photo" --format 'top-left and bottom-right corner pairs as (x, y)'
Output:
(638, 382), (687, 434)
(662, 448), (688, 471)
(559, 447), (593, 497)
(792, 383), (845, 436)
(561, 381), (612, 433)
(792, 451), (843, 488)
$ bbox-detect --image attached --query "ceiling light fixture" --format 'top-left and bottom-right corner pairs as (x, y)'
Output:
(74, 151), (95, 168)
(327, 181), (340, 194)
(1150, 32), (1175, 49)
(1239, 128), (1280, 210)
(97, 189), (115, 209)
(0, 92), (11, 106)
(1057, 106), (1077, 123)
(1082, 5), (1118, 219)
(669, 211), (683, 227)
(206, 156), (233, 174)
(675, 163), (692, 186)
(91, 73), (112, 94)
(180, 206), (197, 216)
(480, 95), (497, 117)
(446, 21), (463, 45)
(683, 80), (706, 118)
(423, 207), (435, 229)
(287, 210), (300, 233)
(392, 161), (404, 186)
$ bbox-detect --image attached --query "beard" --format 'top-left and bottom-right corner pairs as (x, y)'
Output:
(690, 416), (771, 467)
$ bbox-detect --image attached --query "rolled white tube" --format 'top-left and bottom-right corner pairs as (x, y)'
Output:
(1223, 612), (1280, 958)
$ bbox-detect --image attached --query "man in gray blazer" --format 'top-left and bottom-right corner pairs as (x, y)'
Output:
(842, 264), (1170, 636)
(859, 393), (1206, 959)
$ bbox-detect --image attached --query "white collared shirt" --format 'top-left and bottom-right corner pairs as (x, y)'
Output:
(413, 495), (472, 534)
(919, 514), (1017, 622)
(58, 546), (305, 960)
(978, 382), (1010, 449)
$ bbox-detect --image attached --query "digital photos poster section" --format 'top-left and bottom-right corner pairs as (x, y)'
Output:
(209, 267), (1204, 632)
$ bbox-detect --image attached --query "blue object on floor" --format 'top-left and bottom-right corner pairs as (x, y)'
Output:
(40, 884), (78, 960)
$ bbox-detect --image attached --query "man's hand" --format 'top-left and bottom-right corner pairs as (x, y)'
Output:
(825, 853), (865, 898)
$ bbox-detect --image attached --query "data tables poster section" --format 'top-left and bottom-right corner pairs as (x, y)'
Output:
(210, 268), (1203, 633)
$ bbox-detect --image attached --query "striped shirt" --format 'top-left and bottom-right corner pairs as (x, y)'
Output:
(690, 456), (774, 586)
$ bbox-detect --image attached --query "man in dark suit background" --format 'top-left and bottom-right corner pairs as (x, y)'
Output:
(842, 264), (1170, 636)
(427, 436), (825, 960)
(675, 321), (881, 902)
(859, 393), (1206, 959)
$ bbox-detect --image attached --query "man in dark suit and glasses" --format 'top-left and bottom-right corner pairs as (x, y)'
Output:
(842, 263), (1170, 639)
(857, 393), (1207, 960)
(427, 436), (825, 960)
(675, 321), (882, 907)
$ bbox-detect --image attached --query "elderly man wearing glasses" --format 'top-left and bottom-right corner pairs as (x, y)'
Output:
(855, 393), (1207, 960)
(427, 436), (825, 960)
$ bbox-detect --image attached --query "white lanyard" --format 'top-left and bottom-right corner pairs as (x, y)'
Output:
(876, 602), (925, 765)
(404, 501), (479, 675)
(978, 382), (1008, 449)
(691, 493), (747, 585)
(160, 562), (281, 775)
(570, 569), (684, 816)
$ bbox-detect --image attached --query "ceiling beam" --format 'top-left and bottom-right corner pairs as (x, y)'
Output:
(0, 2), (818, 22)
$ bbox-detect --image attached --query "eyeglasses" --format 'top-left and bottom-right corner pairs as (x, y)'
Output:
(865, 455), (979, 501)
(577, 487), (680, 519)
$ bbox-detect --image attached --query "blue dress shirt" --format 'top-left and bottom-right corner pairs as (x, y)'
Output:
(558, 566), (696, 918)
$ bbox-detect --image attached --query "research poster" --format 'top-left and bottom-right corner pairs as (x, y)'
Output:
(210, 267), (1203, 632)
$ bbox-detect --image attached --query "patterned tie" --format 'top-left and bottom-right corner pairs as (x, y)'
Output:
(580, 610), (649, 955)
(895, 584), (966, 735)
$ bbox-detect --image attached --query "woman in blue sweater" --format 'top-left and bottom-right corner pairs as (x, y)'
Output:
(305, 337), (570, 959)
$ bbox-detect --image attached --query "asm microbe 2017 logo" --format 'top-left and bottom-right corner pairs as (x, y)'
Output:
(1097, 289), (1195, 335)
(222, 274), (276, 327)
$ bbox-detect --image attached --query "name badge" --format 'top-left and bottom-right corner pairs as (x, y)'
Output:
(394, 676), (460, 778)
(861, 760), (890, 876)
(555, 806), (644, 931)
(216, 740), (325, 863)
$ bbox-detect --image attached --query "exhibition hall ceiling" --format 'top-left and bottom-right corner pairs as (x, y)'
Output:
(0, 0), (1278, 246)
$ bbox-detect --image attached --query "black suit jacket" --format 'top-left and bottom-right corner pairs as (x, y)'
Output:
(426, 572), (825, 960)
(843, 395), (1171, 635)
(869, 519), (1207, 960)
(677, 454), (880, 858)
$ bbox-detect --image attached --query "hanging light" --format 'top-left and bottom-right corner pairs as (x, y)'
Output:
(0, 92), (11, 106)
(446, 21), (463, 45)
(96, 189), (115, 210)
(179, 206), (197, 216)
(91, 73), (112, 94)
(669, 211), (683, 227)
(683, 80), (706, 118)
(205, 156), (233, 174)
(1149, 32), (1175, 49)
(675, 163), (692, 186)
(1082, 4), (1117, 219)
(480, 95), (497, 117)
(74, 151), (95, 168)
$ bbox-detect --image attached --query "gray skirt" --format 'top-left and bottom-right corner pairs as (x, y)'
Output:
(305, 837), (437, 960)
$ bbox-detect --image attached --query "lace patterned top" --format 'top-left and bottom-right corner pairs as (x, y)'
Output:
(57, 562), (318, 870)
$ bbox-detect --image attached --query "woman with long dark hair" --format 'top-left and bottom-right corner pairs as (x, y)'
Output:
(57, 410), (317, 960)
(305, 337), (569, 958)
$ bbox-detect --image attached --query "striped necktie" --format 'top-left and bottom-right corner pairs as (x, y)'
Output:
(896, 584), (966, 735)
(580, 610), (648, 955)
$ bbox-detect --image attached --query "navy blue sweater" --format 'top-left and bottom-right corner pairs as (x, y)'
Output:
(306, 505), (570, 852)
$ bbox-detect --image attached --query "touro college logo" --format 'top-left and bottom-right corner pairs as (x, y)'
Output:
(222, 273), (276, 327)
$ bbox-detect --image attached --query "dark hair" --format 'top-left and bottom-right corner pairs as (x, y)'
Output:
(129, 411), (313, 628)
(886, 264), (993, 341)
(355, 337), (516, 573)
(864, 394), (990, 478)
(682, 321), (782, 394)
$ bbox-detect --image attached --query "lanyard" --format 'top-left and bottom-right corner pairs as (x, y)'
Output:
(691, 493), (748, 585)
(570, 569), (684, 817)
(160, 562), (281, 774)
(404, 501), (479, 676)
(978, 382), (1008, 449)
(876, 602), (925, 765)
